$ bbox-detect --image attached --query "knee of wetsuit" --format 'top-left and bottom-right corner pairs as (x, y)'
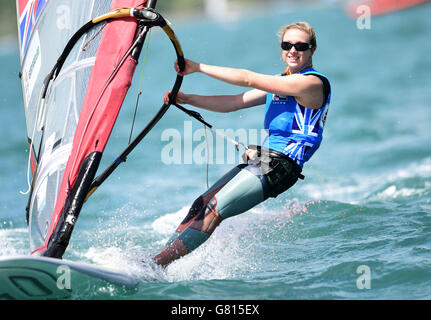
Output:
(178, 228), (210, 252)
(167, 197), (221, 253)
(165, 231), (180, 247)
(189, 196), (221, 234)
(178, 196), (205, 227)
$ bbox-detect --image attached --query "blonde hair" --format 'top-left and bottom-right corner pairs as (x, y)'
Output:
(278, 22), (317, 75)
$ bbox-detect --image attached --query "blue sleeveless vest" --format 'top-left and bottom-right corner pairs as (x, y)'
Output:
(263, 68), (331, 167)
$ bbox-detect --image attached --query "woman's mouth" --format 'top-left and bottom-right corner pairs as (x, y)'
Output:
(288, 55), (299, 64)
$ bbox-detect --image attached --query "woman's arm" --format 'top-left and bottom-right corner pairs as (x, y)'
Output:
(177, 59), (324, 109)
(164, 89), (267, 113)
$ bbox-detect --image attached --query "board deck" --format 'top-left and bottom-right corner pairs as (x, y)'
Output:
(0, 256), (138, 299)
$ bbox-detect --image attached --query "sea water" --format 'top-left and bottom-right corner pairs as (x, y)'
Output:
(1, 2), (430, 299)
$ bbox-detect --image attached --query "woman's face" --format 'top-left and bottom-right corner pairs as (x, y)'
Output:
(281, 28), (314, 74)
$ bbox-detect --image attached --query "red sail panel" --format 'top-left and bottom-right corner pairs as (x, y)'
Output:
(346, 0), (430, 18)
(32, 0), (145, 255)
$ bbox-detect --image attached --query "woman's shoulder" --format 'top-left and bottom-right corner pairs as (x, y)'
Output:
(301, 68), (330, 82)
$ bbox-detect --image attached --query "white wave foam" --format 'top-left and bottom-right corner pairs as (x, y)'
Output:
(151, 206), (189, 236)
(369, 183), (430, 201)
(0, 228), (30, 257)
(80, 245), (165, 281)
(386, 157), (431, 181)
(300, 157), (431, 204)
(163, 218), (253, 282)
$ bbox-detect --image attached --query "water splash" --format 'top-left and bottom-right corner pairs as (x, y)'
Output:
(0, 228), (29, 257)
(150, 198), (316, 282)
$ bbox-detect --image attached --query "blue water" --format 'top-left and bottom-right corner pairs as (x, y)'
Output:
(1, 3), (431, 299)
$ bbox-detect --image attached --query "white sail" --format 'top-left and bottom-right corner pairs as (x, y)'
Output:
(17, 0), (114, 253)
(17, 0), (182, 258)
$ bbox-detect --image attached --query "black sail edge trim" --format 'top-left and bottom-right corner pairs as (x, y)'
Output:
(42, 151), (102, 258)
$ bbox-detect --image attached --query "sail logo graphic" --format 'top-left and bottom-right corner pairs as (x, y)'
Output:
(22, 31), (42, 106)
(271, 93), (288, 104)
(28, 46), (39, 80)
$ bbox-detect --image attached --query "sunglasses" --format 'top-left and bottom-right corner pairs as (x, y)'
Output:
(281, 41), (313, 52)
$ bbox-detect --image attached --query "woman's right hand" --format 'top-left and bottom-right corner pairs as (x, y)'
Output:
(245, 148), (258, 161)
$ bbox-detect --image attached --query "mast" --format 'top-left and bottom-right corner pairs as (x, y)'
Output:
(147, 0), (157, 9)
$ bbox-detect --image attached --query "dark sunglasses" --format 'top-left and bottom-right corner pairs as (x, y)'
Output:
(281, 41), (313, 52)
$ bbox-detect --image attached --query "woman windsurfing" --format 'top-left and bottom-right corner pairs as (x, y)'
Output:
(153, 22), (331, 267)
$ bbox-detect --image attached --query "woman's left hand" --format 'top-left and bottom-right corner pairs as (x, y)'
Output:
(163, 90), (188, 105)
